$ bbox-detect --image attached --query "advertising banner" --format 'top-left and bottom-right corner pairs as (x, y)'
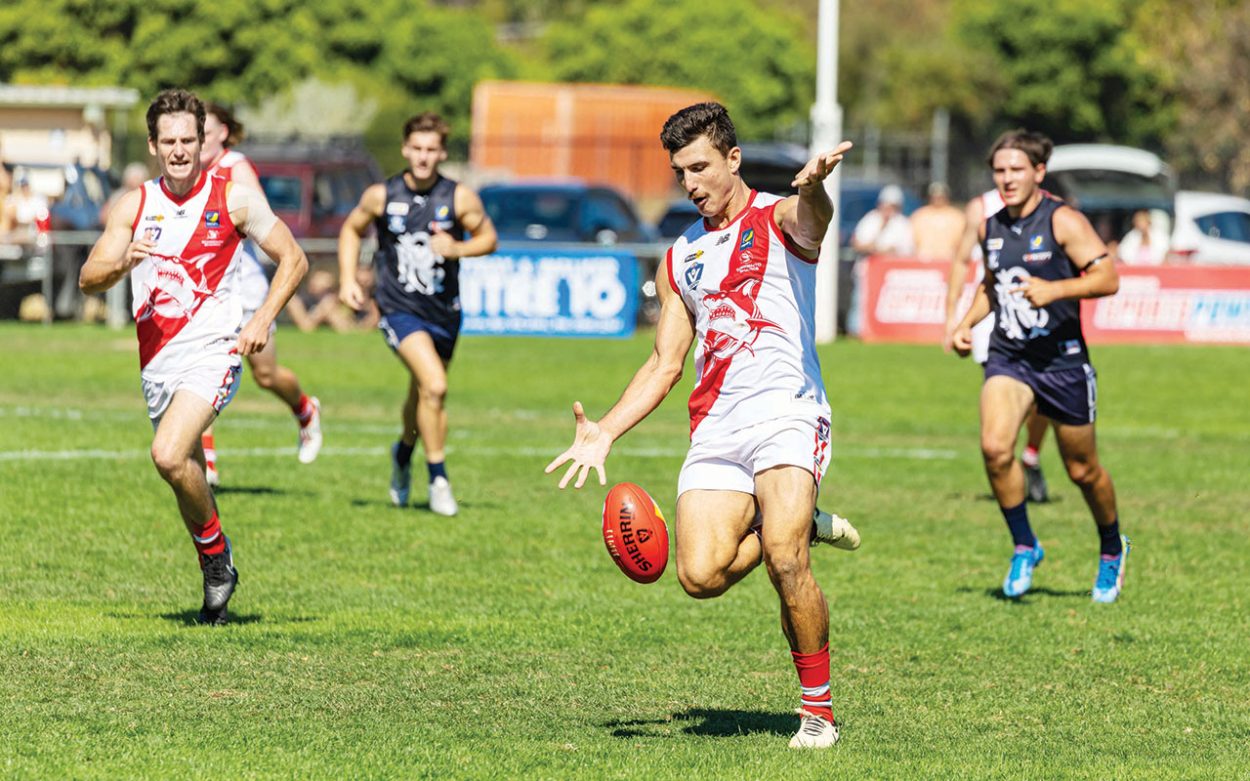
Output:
(459, 248), (638, 338)
(858, 257), (1250, 345)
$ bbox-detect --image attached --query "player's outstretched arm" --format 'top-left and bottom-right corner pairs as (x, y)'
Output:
(430, 185), (499, 261)
(231, 183), (309, 355)
(338, 184), (384, 310)
(944, 197), (983, 350)
(776, 141), (855, 256)
(1017, 205), (1119, 308)
(545, 259), (695, 489)
(80, 189), (146, 295)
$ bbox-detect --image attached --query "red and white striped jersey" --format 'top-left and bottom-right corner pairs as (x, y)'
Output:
(665, 190), (830, 442)
(129, 172), (244, 373)
(206, 149), (248, 181)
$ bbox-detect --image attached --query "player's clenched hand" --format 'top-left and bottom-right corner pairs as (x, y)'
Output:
(951, 325), (973, 358)
(236, 317), (270, 356)
(1013, 276), (1059, 308)
(791, 141), (854, 190)
(544, 401), (612, 489)
(339, 277), (366, 311)
(127, 239), (157, 269)
(941, 320), (958, 353)
(429, 225), (460, 260)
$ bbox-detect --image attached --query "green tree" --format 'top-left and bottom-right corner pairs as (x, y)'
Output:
(540, 0), (815, 140)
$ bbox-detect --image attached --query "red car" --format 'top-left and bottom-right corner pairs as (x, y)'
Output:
(241, 143), (381, 239)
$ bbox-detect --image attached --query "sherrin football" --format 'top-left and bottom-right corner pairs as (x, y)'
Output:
(601, 482), (669, 583)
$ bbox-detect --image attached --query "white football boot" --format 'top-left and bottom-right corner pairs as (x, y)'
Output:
(297, 397), (323, 464)
(429, 476), (458, 516)
(789, 709), (840, 749)
(812, 509), (860, 551)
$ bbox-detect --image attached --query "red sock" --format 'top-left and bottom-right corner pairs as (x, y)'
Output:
(292, 394), (315, 425)
(201, 432), (216, 469)
(1022, 445), (1040, 467)
(792, 643), (835, 722)
(188, 511), (227, 556)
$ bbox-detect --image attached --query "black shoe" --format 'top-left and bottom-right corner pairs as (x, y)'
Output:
(1024, 463), (1049, 503)
(197, 537), (238, 625)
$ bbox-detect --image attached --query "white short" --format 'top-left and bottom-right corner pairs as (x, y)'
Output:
(677, 413), (832, 498)
(972, 312), (994, 365)
(141, 350), (242, 423)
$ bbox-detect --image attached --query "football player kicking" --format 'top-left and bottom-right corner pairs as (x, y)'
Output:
(547, 102), (860, 749)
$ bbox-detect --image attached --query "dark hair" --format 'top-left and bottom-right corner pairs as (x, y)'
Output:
(403, 112), (450, 146)
(205, 102), (245, 148)
(146, 89), (206, 142)
(986, 129), (1053, 168)
(660, 102), (737, 157)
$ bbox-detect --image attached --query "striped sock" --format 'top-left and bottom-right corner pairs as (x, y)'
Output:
(293, 394), (315, 426)
(791, 643), (835, 723)
(201, 432), (216, 471)
(189, 511), (226, 556)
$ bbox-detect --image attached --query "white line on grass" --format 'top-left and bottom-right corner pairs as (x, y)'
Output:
(0, 444), (957, 462)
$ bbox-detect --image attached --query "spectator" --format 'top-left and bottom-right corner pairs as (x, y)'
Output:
(910, 182), (965, 262)
(286, 268), (379, 332)
(1115, 209), (1169, 266)
(0, 168), (50, 241)
(0, 141), (12, 205)
(99, 162), (150, 225)
(851, 184), (914, 257)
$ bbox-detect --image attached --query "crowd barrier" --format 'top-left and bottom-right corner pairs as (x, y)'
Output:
(859, 256), (1250, 346)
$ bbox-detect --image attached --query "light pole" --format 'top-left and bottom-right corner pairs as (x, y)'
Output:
(811, 0), (842, 343)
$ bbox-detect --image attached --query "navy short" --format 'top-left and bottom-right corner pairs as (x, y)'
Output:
(379, 311), (458, 362)
(984, 359), (1097, 426)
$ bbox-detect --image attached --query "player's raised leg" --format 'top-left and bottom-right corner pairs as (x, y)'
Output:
(1052, 420), (1127, 602)
(756, 465), (839, 748)
(395, 330), (456, 515)
(248, 338), (322, 464)
(981, 373), (1043, 596)
(674, 489), (760, 599)
(150, 391), (239, 624)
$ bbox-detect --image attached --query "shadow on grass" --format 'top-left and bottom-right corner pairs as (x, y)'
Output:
(349, 497), (504, 513)
(159, 610), (267, 626)
(957, 586), (1089, 602)
(606, 708), (794, 739)
(213, 485), (307, 497)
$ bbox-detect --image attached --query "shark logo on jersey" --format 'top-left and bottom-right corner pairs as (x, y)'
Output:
(701, 277), (782, 362)
(685, 262), (704, 288)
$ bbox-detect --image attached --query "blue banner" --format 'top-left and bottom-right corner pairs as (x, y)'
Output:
(460, 248), (638, 338)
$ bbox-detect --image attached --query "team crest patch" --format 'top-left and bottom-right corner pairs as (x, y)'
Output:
(1029, 234), (1046, 250)
(685, 262), (704, 288)
(739, 228), (755, 251)
(204, 211), (220, 228)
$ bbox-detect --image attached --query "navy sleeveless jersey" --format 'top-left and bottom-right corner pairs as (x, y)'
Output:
(372, 173), (464, 328)
(982, 194), (1089, 371)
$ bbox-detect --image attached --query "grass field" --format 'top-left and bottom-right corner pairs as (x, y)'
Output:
(1, 323), (1248, 780)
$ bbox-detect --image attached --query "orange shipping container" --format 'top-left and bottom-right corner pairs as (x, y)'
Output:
(471, 81), (719, 202)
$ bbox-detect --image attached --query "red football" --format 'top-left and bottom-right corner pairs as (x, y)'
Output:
(601, 482), (669, 583)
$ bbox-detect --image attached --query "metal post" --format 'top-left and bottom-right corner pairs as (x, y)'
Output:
(811, 0), (842, 343)
(931, 107), (950, 186)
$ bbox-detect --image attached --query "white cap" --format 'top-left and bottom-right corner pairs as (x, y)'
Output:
(878, 184), (904, 206)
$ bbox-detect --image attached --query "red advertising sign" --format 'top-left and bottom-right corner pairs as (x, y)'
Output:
(859, 257), (1250, 345)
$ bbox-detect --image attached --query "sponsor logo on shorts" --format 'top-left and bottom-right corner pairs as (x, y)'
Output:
(1061, 339), (1082, 356)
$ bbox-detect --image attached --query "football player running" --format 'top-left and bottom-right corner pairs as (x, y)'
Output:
(547, 102), (859, 749)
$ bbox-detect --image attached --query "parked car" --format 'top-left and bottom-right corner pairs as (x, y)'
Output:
(240, 141), (381, 239)
(654, 199), (700, 240)
(1043, 144), (1176, 245)
(478, 181), (657, 245)
(1171, 191), (1250, 265)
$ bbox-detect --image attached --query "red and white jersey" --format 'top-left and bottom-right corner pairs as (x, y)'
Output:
(207, 150), (269, 312)
(665, 191), (829, 442)
(130, 172), (244, 373)
(969, 189), (1006, 280)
